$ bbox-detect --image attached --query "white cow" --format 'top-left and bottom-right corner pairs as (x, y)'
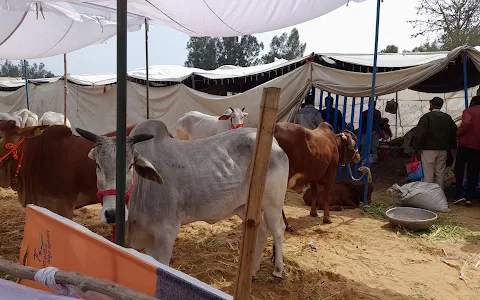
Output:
(176, 107), (248, 141)
(76, 120), (289, 279)
(0, 113), (21, 127)
(39, 111), (71, 128)
(12, 109), (38, 127)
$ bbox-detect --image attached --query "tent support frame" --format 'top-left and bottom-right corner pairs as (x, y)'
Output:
(115, 0), (128, 246)
(362, 0), (382, 209)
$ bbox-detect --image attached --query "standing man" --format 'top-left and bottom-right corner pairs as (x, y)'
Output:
(321, 95), (344, 132)
(454, 95), (480, 206)
(414, 97), (458, 189)
(361, 98), (383, 164)
(295, 94), (324, 130)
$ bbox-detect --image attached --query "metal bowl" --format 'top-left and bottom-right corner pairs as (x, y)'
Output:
(385, 207), (438, 231)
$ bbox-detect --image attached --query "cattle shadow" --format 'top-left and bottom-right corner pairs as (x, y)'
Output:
(170, 224), (418, 300)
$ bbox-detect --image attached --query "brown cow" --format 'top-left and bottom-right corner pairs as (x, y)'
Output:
(303, 181), (373, 211)
(0, 121), (137, 219)
(274, 122), (368, 229)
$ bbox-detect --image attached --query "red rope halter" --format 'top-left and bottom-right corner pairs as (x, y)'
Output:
(0, 138), (25, 186)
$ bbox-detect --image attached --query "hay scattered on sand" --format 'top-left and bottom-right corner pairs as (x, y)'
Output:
(0, 188), (479, 299)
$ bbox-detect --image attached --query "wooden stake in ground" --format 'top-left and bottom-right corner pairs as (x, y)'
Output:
(63, 53), (67, 126)
(0, 258), (156, 300)
(233, 87), (280, 300)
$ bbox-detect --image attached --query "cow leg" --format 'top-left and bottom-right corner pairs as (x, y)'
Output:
(309, 183), (319, 217)
(263, 209), (286, 279)
(322, 181), (334, 224)
(252, 215), (270, 279)
(282, 210), (293, 232)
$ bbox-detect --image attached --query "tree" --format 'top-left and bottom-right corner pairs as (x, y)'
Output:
(0, 60), (55, 78)
(262, 28), (307, 64)
(409, 0), (480, 50)
(185, 36), (264, 70)
(185, 37), (218, 70)
(380, 45), (399, 53)
(409, 41), (442, 52)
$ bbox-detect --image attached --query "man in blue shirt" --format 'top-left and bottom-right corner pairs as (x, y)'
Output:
(321, 95), (344, 133)
(295, 94), (324, 130)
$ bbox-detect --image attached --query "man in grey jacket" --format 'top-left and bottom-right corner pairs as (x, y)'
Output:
(414, 97), (458, 188)
(295, 94), (324, 130)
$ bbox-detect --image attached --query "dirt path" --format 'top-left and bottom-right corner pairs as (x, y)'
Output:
(0, 188), (479, 299)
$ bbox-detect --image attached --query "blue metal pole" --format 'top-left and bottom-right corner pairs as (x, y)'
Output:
(363, 0), (382, 208)
(356, 97), (365, 178)
(348, 97), (356, 180)
(463, 51), (468, 109)
(339, 96), (348, 181)
(319, 90), (324, 110)
(333, 94), (339, 133)
(23, 60), (29, 109)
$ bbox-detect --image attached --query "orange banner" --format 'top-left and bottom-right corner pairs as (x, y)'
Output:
(19, 205), (158, 296)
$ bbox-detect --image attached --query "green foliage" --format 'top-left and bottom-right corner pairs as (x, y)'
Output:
(0, 60), (55, 78)
(262, 28), (307, 64)
(185, 36), (264, 70)
(380, 45), (399, 53)
(184, 27), (306, 69)
(409, 0), (480, 50)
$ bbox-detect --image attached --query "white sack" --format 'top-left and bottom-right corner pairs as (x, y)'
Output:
(388, 182), (450, 212)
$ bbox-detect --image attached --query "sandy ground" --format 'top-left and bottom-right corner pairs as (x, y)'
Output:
(0, 186), (479, 300)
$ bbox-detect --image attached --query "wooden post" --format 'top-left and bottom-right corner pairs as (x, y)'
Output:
(0, 258), (156, 300)
(63, 53), (67, 125)
(233, 87), (280, 300)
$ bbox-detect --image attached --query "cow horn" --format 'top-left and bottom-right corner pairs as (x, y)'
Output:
(242, 107), (245, 111)
(76, 128), (101, 143)
(230, 106), (234, 111)
(130, 134), (154, 144)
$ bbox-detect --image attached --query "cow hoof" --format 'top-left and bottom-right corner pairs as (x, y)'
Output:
(272, 274), (283, 282)
(310, 211), (318, 217)
(285, 225), (294, 232)
(323, 216), (332, 224)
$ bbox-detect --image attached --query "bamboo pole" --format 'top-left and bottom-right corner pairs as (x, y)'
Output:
(0, 258), (156, 300)
(233, 87), (280, 299)
(63, 53), (67, 125)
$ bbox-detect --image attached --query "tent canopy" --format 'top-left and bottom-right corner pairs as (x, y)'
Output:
(0, 1), (145, 59)
(1, 0), (367, 60)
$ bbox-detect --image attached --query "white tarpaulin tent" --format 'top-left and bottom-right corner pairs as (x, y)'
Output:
(1, 0), (367, 59)
(0, 1), (145, 59)
(1, 45), (479, 137)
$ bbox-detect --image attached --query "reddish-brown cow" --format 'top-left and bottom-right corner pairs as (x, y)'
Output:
(0, 121), (137, 219)
(303, 181), (373, 211)
(274, 122), (365, 229)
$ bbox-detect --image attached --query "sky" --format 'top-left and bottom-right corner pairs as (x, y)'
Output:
(24, 0), (427, 76)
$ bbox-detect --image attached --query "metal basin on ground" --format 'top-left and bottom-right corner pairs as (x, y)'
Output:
(385, 207), (438, 231)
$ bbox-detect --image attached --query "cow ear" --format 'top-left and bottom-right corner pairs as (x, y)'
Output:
(17, 125), (49, 138)
(88, 148), (96, 160)
(242, 112), (248, 117)
(218, 114), (231, 121)
(133, 150), (163, 184)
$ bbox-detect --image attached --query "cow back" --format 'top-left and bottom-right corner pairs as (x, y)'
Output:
(274, 122), (339, 183)
(128, 120), (288, 225)
(20, 126), (97, 210)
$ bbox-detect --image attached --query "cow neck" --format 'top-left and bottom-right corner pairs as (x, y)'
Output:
(335, 135), (347, 166)
(0, 137), (26, 188)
